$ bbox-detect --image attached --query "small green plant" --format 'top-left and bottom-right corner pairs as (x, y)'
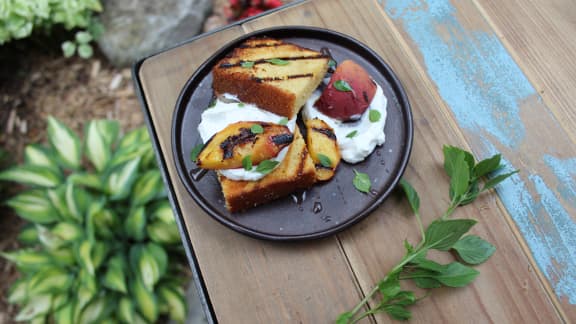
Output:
(0, 117), (188, 323)
(337, 146), (517, 323)
(0, 0), (104, 58)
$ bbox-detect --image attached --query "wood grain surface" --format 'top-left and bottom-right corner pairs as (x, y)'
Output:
(136, 0), (575, 322)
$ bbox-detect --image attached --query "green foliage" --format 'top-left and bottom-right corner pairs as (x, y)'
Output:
(0, 117), (188, 323)
(0, 0), (104, 58)
(337, 146), (517, 323)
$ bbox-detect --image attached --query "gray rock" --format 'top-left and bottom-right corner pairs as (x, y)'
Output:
(97, 0), (212, 67)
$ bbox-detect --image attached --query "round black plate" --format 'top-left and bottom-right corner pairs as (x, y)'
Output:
(172, 26), (413, 241)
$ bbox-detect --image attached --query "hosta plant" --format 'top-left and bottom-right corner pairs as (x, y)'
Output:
(0, 117), (188, 323)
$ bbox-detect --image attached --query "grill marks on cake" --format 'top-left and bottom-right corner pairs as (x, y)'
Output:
(219, 54), (329, 69)
(253, 73), (314, 83)
(311, 127), (337, 140)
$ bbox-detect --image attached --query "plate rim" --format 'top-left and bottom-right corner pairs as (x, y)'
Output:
(171, 25), (414, 241)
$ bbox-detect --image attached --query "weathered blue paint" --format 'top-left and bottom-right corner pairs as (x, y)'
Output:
(385, 0), (576, 303)
(544, 155), (576, 206)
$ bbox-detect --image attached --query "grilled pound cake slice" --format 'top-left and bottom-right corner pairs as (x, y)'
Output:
(218, 127), (316, 212)
(213, 37), (330, 119)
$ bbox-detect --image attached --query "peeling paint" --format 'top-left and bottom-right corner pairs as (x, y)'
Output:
(385, 0), (576, 304)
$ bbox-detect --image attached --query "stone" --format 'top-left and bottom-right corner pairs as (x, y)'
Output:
(97, 0), (213, 67)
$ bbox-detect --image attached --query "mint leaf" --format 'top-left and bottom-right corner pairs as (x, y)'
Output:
(453, 235), (496, 265)
(334, 80), (353, 92)
(369, 110), (381, 122)
(378, 273), (401, 300)
(413, 277), (441, 289)
(390, 291), (416, 306)
(345, 130), (357, 138)
(238, 103), (245, 107)
(353, 170), (371, 193)
(250, 124), (264, 134)
(481, 170), (518, 192)
(434, 262), (479, 287)
(336, 312), (354, 324)
(328, 59), (337, 68)
(190, 144), (204, 163)
(473, 154), (501, 178)
(317, 154), (332, 168)
(242, 155), (253, 171)
(278, 117), (289, 126)
(383, 304), (412, 320)
(255, 160), (279, 175)
(424, 219), (477, 251)
(266, 58), (289, 65)
(449, 151), (470, 199)
(399, 179), (419, 215)
(241, 61), (255, 68)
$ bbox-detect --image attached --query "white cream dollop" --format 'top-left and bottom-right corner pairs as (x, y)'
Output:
(197, 97), (296, 181)
(302, 84), (387, 163)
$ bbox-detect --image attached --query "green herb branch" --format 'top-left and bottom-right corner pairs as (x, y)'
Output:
(337, 145), (517, 323)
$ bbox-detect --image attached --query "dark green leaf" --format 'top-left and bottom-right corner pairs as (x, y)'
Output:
(208, 99), (217, 108)
(190, 144), (204, 162)
(256, 160), (279, 175)
(460, 180), (479, 205)
(434, 262), (479, 287)
(399, 179), (420, 215)
(449, 151), (470, 199)
(384, 304), (412, 320)
(278, 117), (289, 126)
(353, 170), (371, 193)
(242, 155), (253, 171)
(391, 291), (416, 306)
(345, 130), (358, 138)
(378, 273), (400, 300)
(424, 219), (477, 250)
(250, 124), (264, 134)
(238, 103), (245, 108)
(481, 170), (518, 192)
(334, 80), (353, 92)
(411, 258), (444, 273)
(453, 235), (496, 264)
(443, 145), (473, 177)
(403, 239), (414, 254)
(369, 110), (381, 122)
(336, 311), (354, 324)
(317, 154), (332, 168)
(413, 277), (442, 289)
(328, 59), (337, 68)
(241, 61), (255, 68)
(266, 58), (289, 65)
(473, 154), (501, 178)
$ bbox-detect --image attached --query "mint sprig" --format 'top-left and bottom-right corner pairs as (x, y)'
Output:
(337, 145), (517, 323)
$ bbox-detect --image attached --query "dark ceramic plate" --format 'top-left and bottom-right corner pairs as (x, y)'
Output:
(172, 26), (413, 241)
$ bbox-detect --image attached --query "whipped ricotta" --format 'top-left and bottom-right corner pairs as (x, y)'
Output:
(302, 84), (387, 163)
(197, 97), (296, 181)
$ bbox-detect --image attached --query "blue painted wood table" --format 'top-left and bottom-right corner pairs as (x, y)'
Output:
(134, 0), (576, 322)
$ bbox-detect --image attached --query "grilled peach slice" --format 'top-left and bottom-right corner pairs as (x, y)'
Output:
(315, 60), (377, 121)
(197, 121), (293, 170)
(305, 118), (341, 181)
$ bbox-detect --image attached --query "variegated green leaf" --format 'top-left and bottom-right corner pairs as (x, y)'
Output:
(65, 182), (82, 222)
(132, 277), (158, 323)
(151, 201), (175, 224)
(73, 287), (96, 323)
(46, 185), (75, 222)
(8, 278), (28, 304)
(118, 127), (149, 150)
(24, 144), (58, 170)
(0, 165), (61, 187)
(108, 145), (147, 170)
(77, 240), (95, 275)
(146, 242), (168, 278)
(51, 292), (69, 312)
(106, 157), (141, 200)
(54, 301), (74, 324)
(138, 245), (161, 291)
(28, 267), (72, 295)
(78, 268), (97, 293)
(92, 207), (118, 239)
(117, 297), (134, 324)
(78, 296), (114, 324)
(91, 240), (109, 271)
(147, 221), (181, 244)
(37, 225), (65, 249)
(1, 250), (52, 271)
(96, 120), (120, 146)
(158, 285), (187, 323)
(132, 170), (162, 206)
(14, 294), (52, 321)
(49, 247), (76, 266)
(6, 190), (59, 224)
(52, 222), (84, 242)
(85, 120), (111, 172)
(103, 254), (127, 294)
(124, 206), (146, 241)
(47, 116), (81, 170)
(68, 172), (103, 191)
(17, 224), (38, 245)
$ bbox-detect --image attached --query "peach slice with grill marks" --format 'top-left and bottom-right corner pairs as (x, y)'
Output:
(314, 60), (377, 122)
(305, 118), (341, 181)
(197, 121), (293, 170)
